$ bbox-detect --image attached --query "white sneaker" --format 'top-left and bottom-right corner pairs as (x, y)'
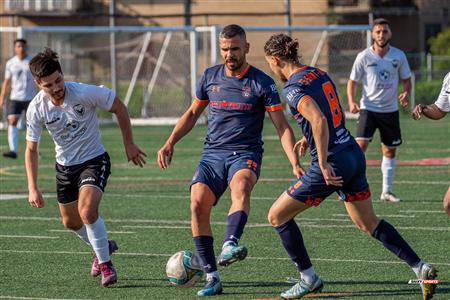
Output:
(380, 192), (401, 203)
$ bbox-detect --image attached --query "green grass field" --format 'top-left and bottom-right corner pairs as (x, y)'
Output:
(0, 116), (449, 300)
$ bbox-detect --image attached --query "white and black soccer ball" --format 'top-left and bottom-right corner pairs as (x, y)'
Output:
(166, 250), (204, 288)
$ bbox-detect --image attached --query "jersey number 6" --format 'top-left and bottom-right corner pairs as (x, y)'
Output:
(322, 81), (343, 128)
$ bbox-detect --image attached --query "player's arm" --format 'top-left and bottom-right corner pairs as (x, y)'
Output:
(268, 110), (303, 178)
(412, 104), (446, 120)
(0, 78), (11, 108)
(25, 140), (44, 208)
(109, 96), (147, 167)
(398, 77), (411, 107)
(157, 100), (207, 169)
(299, 98), (343, 187)
(346, 79), (360, 113)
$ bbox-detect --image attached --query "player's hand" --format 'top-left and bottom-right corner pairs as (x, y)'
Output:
(319, 162), (343, 187)
(125, 143), (147, 167)
(292, 164), (305, 179)
(348, 102), (360, 114)
(398, 92), (409, 107)
(28, 189), (45, 208)
(293, 137), (309, 157)
(157, 142), (174, 170)
(412, 104), (425, 120)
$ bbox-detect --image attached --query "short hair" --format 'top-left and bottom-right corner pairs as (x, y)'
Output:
(264, 33), (300, 63)
(14, 38), (27, 45)
(372, 18), (390, 30)
(29, 48), (62, 80)
(220, 24), (246, 40)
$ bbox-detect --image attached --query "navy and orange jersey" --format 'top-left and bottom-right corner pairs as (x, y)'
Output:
(282, 66), (355, 159)
(195, 64), (282, 152)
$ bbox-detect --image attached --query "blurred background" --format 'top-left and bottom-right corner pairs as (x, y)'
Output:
(1, 0), (449, 120)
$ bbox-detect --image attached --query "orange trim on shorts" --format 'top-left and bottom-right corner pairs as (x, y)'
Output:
(194, 98), (210, 106)
(297, 95), (313, 113)
(265, 103), (283, 112)
(344, 189), (371, 202)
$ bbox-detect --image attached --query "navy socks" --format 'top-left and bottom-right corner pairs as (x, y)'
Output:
(224, 210), (248, 245)
(193, 235), (217, 273)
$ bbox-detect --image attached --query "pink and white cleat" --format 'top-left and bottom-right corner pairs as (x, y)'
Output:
(100, 261), (117, 287)
(91, 240), (119, 277)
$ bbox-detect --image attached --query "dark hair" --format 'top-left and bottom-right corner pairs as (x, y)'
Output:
(29, 48), (62, 79)
(372, 18), (390, 30)
(264, 33), (300, 62)
(14, 38), (27, 45)
(220, 24), (246, 40)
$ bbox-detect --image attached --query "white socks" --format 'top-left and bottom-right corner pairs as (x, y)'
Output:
(8, 125), (18, 153)
(412, 260), (424, 277)
(381, 156), (396, 193)
(85, 217), (110, 263)
(300, 266), (316, 285)
(72, 225), (91, 246)
(206, 271), (220, 281)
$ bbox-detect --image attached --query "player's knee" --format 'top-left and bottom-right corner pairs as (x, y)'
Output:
(190, 198), (209, 219)
(79, 208), (98, 224)
(62, 218), (83, 231)
(267, 210), (281, 227)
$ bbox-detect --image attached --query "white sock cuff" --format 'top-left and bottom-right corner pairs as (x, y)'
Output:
(85, 217), (110, 263)
(72, 225), (91, 246)
(8, 125), (19, 152)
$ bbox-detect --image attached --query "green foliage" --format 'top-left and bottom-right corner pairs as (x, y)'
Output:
(415, 79), (443, 105)
(428, 28), (450, 71)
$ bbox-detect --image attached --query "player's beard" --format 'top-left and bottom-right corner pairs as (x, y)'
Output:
(225, 57), (243, 71)
(375, 38), (390, 48)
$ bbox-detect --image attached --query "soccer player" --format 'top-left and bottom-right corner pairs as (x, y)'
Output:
(264, 33), (437, 300)
(25, 48), (146, 287)
(157, 24), (301, 296)
(347, 18), (411, 203)
(412, 71), (450, 216)
(0, 39), (37, 159)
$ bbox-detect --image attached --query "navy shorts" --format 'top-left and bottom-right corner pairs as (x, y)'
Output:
(191, 150), (262, 200)
(287, 144), (371, 206)
(55, 152), (111, 204)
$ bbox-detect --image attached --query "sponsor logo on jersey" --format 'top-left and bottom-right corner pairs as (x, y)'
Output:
(73, 104), (85, 116)
(270, 84), (277, 93)
(286, 88), (301, 102)
(367, 63), (378, 67)
(45, 117), (60, 125)
(378, 69), (391, 81)
(242, 86), (252, 98)
(210, 100), (252, 110)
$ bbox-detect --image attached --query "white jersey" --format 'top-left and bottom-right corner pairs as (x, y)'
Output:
(4, 55), (36, 101)
(26, 82), (115, 166)
(350, 46), (411, 113)
(434, 72), (450, 113)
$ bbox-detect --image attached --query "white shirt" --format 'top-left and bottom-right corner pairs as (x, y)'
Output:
(434, 72), (450, 113)
(26, 82), (115, 166)
(4, 55), (37, 101)
(350, 46), (411, 113)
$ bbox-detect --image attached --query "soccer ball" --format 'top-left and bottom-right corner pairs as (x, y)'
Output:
(166, 250), (204, 287)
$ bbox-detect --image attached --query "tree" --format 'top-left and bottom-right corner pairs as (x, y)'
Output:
(428, 28), (450, 71)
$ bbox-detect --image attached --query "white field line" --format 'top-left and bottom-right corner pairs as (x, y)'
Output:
(1, 249), (449, 267)
(47, 229), (135, 234)
(0, 296), (87, 300)
(332, 213), (416, 218)
(400, 210), (446, 214)
(0, 235), (58, 239)
(0, 194), (54, 201)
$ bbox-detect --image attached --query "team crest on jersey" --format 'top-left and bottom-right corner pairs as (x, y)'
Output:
(378, 69), (391, 81)
(391, 59), (399, 68)
(242, 86), (252, 98)
(73, 104), (85, 116)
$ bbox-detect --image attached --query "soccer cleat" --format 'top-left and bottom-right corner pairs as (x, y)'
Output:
(100, 261), (117, 287)
(2, 151), (17, 159)
(418, 263), (438, 300)
(380, 192), (401, 203)
(197, 276), (223, 297)
(91, 240), (119, 277)
(217, 241), (248, 267)
(280, 275), (324, 299)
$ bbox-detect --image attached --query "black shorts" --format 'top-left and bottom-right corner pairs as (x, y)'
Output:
(356, 109), (402, 148)
(55, 152), (111, 204)
(7, 100), (30, 116)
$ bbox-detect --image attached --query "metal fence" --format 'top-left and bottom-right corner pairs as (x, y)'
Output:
(1, 25), (372, 122)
